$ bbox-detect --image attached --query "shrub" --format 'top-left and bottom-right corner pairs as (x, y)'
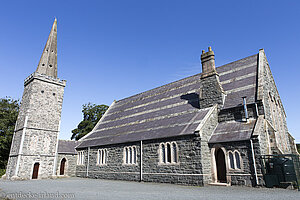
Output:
(0, 168), (6, 177)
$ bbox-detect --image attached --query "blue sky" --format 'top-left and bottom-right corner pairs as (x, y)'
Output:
(1, 0), (300, 142)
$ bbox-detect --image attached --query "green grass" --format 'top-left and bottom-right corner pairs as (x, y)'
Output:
(0, 169), (5, 177)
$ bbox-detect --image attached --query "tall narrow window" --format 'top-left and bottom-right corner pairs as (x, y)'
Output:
(129, 147), (132, 164)
(124, 146), (137, 165)
(125, 147), (129, 164)
(161, 144), (166, 163)
(235, 151), (241, 169)
(172, 143), (177, 163)
(97, 149), (107, 165)
(159, 142), (178, 164)
(77, 151), (85, 165)
(102, 150), (105, 164)
(229, 152), (235, 169)
(167, 143), (171, 163)
(133, 147), (136, 164)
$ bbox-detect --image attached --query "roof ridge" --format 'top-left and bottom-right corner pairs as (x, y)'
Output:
(116, 53), (258, 104)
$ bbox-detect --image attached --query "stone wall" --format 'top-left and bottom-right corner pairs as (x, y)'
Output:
(199, 74), (224, 109)
(56, 154), (77, 177)
(199, 106), (218, 184)
(218, 101), (264, 123)
(76, 135), (205, 186)
(258, 50), (291, 154)
(209, 139), (263, 186)
(6, 73), (65, 180)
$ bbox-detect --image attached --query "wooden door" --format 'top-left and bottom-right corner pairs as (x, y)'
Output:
(32, 163), (39, 179)
(60, 158), (66, 175)
(216, 148), (227, 183)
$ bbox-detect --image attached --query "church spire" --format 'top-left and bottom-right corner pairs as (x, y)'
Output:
(36, 18), (58, 78)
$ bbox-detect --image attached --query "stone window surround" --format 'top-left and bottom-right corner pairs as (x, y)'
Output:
(97, 149), (107, 166)
(77, 151), (85, 165)
(123, 146), (137, 165)
(158, 142), (179, 165)
(227, 150), (243, 171)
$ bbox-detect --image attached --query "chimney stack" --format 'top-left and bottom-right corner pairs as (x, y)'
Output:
(201, 47), (217, 78)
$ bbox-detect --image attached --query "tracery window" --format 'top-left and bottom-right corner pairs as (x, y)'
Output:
(124, 146), (137, 165)
(159, 142), (178, 164)
(77, 151), (85, 165)
(228, 150), (242, 170)
(97, 149), (107, 165)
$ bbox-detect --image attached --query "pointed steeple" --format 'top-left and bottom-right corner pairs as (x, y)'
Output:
(36, 18), (58, 78)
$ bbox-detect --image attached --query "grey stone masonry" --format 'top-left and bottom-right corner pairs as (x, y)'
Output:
(76, 135), (206, 186)
(6, 72), (66, 180)
(257, 49), (292, 154)
(199, 74), (225, 109)
(208, 139), (264, 187)
(199, 47), (225, 109)
(56, 154), (77, 177)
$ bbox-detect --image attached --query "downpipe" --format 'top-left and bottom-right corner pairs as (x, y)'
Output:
(140, 140), (143, 182)
(250, 139), (259, 186)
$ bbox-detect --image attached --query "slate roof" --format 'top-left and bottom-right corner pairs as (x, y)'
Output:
(77, 54), (258, 148)
(57, 140), (78, 154)
(208, 119), (256, 143)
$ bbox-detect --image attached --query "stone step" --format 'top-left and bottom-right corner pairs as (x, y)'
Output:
(208, 182), (230, 186)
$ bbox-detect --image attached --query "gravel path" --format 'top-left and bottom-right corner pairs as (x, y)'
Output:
(0, 177), (299, 200)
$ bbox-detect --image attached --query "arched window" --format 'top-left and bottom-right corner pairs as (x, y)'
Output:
(133, 147), (136, 164)
(124, 146), (137, 165)
(161, 143), (166, 163)
(229, 152), (235, 169)
(166, 143), (172, 163)
(159, 142), (178, 164)
(129, 147), (132, 164)
(97, 149), (107, 165)
(125, 147), (128, 164)
(235, 151), (241, 169)
(77, 151), (85, 165)
(172, 142), (178, 163)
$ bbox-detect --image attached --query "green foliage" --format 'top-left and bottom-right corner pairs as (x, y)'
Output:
(0, 168), (5, 177)
(0, 97), (19, 169)
(71, 103), (109, 141)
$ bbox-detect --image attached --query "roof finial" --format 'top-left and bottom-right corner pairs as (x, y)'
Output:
(202, 50), (205, 54)
(208, 46), (212, 52)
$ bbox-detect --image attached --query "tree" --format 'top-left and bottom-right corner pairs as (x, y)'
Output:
(0, 97), (19, 170)
(71, 103), (109, 141)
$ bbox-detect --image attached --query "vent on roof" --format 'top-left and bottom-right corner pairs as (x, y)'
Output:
(242, 96), (248, 122)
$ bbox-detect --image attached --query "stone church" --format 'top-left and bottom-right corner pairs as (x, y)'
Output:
(5, 19), (298, 186)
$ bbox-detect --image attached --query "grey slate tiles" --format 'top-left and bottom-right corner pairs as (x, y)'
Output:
(77, 54), (258, 148)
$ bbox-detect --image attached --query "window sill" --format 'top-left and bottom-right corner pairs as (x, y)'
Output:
(96, 164), (107, 166)
(122, 163), (138, 166)
(228, 168), (243, 172)
(158, 162), (180, 166)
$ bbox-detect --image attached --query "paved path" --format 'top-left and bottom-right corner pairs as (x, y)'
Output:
(0, 177), (299, 200)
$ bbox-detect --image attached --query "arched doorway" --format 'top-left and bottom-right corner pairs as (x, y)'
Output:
(215, 148), (227, 183)
(60, 158), (66, 175)
(32, 163), (39, 179)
